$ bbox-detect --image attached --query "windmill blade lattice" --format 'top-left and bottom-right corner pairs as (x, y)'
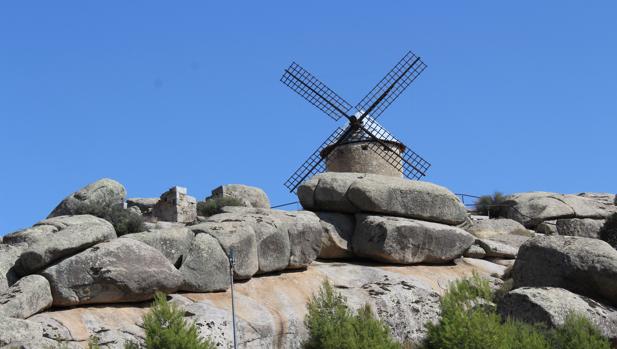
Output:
(284, 126), (350, 192)
(281, 62), (355, 121)
(356, 51), (427, 121)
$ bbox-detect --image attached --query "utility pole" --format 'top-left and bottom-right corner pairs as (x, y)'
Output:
(228, 248), (238, 349)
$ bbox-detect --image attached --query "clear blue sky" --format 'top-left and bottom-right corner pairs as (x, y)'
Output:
(1, 1), (615, 235)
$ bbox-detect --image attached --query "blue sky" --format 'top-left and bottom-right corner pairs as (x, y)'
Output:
(1, 1), (615, 234)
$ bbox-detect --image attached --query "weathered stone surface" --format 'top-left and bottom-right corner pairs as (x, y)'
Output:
(0, 316), (59, 348)
(143, 221), (186, 231)
(285, 211), (323, 269)
(555, 218), (605, 238)
(353, 214), (475, 264)
(190, 221), (258, 280)
(42, 239), (183, 306)
(0, 275), (52, 319)
(298, 172), (467, 225)
(477, 239), (518, 258)
(535, 220), (558, 235)
(120, 227), (194, 267)
(464, 244), (486, 258)
(209, 184), (270, 208)
(315, 212), (354, 259)
(577, 192), (617, 207)
(126, 197), (158, 214)
(466, 218), (529, 238)
(48, 178), (126, 218)
(513, 235), (617, 306)
(5, 215), (116, 275)
(0, 243), (25, 293)
(504, 192), (616, 228)
(498, 287), (617, 341)
(484, 233), (532, 251)
(152, 186), (197, 223)
(179, 233), (230, 292)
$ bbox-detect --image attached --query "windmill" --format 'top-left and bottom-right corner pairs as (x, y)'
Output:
(281, 51), (431, 193)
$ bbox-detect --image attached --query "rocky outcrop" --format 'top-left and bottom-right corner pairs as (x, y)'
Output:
(121, 227), (194, 267)
(298, 173), (467, 225)
(465, 218), (529, 238)
(126, 198), (158, 214)
(4, 215), (116, 275)
(179, 233), (230, 292)
(0, 316), (60, 348)
(503, 192), (616, 228)
(0, 275), (52, 319)
(0, 243), (25, 293)
(209, 184), (271, 208)
(42, 239), (183, 306)
(152, 186), (197, 223)
(512, 235), (617, 306)
(353, 214), (475, 264)
(476, 238), (517, 259)
(315, 212), (354, 259)
(577, 192), (617, 207)
(555, 218), (605, 238)
(498, 287), (617, 341)
(48, 178), (126, 218)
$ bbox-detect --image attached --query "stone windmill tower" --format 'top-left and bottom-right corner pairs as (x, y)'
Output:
(280, 51), (431, 192)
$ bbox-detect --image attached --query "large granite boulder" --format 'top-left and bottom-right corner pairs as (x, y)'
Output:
(41, 239), (183, 306)
(503, 192), (616, 228)
(554, 218), (605, 238)
(0, 243), (25, 293)
(0, 275), (52, 319)
(209, 184), (270, 208)
(577, 192), (617, 207)
(498, 287), (617, 341)
(353, 214), (475, 264)
(298, 173), (467, 225)
(513, 235), (617, 306)
(0, 317), (59, 348)
(120, 227), (194, 268)
(315, 212), (354, 259)
(48, 178), (126, 218)
(4, 215), (116, 275)
(476, 238), (518, 259)
(465, 218), (529, 238)
(179, 233), (230, 292)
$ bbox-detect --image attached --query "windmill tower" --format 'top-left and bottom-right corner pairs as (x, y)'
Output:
(281, 51), (431, 192)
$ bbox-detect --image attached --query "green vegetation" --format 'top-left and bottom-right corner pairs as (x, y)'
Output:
(74, 201), (145, 236)
(197, 196), (244, 217)
(303, 280), (401, 349)
(424, 274), (610, 349)
(600, 213), (617, 249)
(474, 192), (508, 218)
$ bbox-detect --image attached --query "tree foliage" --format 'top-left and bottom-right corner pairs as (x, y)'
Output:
(600, 213), (617, 249)
(474, 192), (508, 218)
(73, 201), (144, 236)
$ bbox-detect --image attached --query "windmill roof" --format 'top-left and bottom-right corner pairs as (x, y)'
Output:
(345, 113), (398, 143)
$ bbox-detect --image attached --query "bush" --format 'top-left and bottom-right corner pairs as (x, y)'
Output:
(303, 280), (401, 349)
(197, 196), (244, 217)
(475, 192), (508, 218)
(142, 292), (215, 349)
(73, 201), (145, 236)
(600, 213), (617, 249)
(424, 274), (610, 349)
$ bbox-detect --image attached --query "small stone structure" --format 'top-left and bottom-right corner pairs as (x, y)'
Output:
(152, 186), (197, 223)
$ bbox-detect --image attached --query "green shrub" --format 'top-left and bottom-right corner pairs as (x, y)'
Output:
(142, 292), (215, 349)
(474, 192), (508, 218)
(600, 213), (617, 249)
(303, 280), (401, 349)
(424, 274), (610, 349)
(197, 196), (244, 217)
(73, 201), (145, 236)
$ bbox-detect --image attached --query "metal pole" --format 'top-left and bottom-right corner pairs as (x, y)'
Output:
(229, 248), (238, 349)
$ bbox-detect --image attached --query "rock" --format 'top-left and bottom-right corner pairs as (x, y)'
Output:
(48, 178), (126, 218)
(353, 214), (475, 264)
(179, 233), (230, 292)
(577, 192), (617, 207)
(0, 275), (52, 319)
(476, 239), (518, 258)
(285, 211), (323, 269)
(41, 239), (183, 306)
(315, 212), (354, 259)
(120, 227), (194, 268)
(484, 233), (532, 250)
(535, 220), (558, 235)
(298, 172), (468, 225)
(126, 197), (158, 214)
(190, 221), (258, 280)
(503, 192), (616, 228)
(464, 244), (486, 258)
(512, 235), (617, 306)
(152, 186), (197, 223)
(209, 184), (270, 208)
(0, 244), (25, 293)
(0, 317), (59, 348)
(143, 221), (186, 231)
(555, 218), (605, 238)
(465, 218), (529, 238)
(459, 258), (508, 278)
(5, 215), (116, 275)
(498, 287), (617, 341)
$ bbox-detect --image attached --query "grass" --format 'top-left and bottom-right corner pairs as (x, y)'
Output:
(197, 196), (244, 217)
